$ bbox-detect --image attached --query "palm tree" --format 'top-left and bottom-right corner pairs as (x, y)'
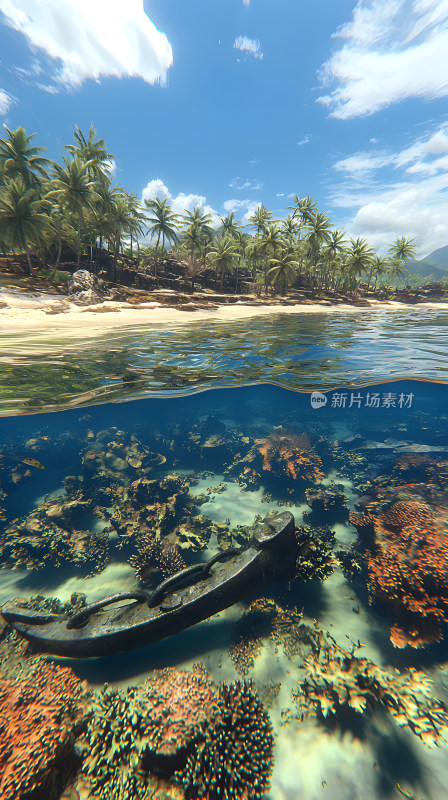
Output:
(145, 197), (180, 280)
(388, 236), (418, 265)
(387, 256), (407, 286)
(288, 194), (318, 230)
(366, 255), (388, 293)
(108, 193), (143, 278)
(267, 248), (299, 293)
(258, 225), (283, 291)
(249, 204), (273, 235)
(65, 123), (114, 180)
(344, 237), (375, 294)
(208, 237), (238, 291)
(175, 246), (208, 292)
(182, 206), (215, 245)
(280, 214), (300, 246)
(321, 229), (347, 290)
(124, 191), (145, 258)
(0, 178), (51, 273)
(51, 156), (99, 268)
(0, 126), (49, 188)
(218, 211), (241, 240)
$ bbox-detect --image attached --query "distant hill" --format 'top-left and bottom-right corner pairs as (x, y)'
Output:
(422, 244), (448, 266)
(406, 244), (448, 280)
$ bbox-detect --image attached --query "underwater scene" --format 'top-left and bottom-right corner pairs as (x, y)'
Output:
(2, 378), (448, 800)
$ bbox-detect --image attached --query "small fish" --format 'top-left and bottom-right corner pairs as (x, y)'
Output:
(20, 458), (44, 469)
(0, 453), (44, 469)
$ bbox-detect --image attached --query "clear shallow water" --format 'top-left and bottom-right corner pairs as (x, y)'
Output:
(1, 380), (448, 799)
(1, 307), (448, 413)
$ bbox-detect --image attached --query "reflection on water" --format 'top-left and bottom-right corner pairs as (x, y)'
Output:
(1, 381), (448, 799)
(1, 307), (448, 412)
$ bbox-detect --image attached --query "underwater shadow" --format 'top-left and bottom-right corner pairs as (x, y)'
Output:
(59, 615), (236, 684)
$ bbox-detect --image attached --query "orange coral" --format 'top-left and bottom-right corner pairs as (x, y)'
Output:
(350, 484), (448, 648)
(0, 659), (90, 799)
(254, 429), (324, 483)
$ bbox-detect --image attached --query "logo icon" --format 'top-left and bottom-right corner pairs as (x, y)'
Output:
(311, 391), (327, 410)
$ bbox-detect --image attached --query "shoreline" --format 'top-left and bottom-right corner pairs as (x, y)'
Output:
(2, 294), (448, 339)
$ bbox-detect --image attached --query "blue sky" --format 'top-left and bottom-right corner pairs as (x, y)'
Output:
(1, 0), (448, 257)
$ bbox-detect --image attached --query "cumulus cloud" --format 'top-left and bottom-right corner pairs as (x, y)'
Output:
(0, 0), (173, 88)
(141, 178), (219, 225)
(318, 0), (448, 118)
(234, 35), (263, 59)
(0, 88), (12, 114)
(330, 124), (448, 256)
(223, 198), (262, 226)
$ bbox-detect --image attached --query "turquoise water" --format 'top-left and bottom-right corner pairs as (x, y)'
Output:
(2, 307), (448, 413)
(2, 311), (448, 799)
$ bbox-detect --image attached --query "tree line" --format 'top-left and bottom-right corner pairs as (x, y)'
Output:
(0, 123), (418, 294)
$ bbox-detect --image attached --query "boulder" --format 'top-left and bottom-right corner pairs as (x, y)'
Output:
(68, 270), (110, 305)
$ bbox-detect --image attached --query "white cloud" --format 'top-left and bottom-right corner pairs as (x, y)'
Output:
(243, 0), (251, 5)
(229, 176), (263, 190)
(141, 178), (219, 225)
(0, 0), (173, 89)
(329, 123), (448, 256)
(0, 88), (12, 114)
(223, 198), (262, 226)
(234, 35), (263, 59)
(297, 134), (311, 146)
(318, 0), (448, 118)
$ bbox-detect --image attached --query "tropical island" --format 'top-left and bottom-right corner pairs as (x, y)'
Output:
(1, 123), (448, 329)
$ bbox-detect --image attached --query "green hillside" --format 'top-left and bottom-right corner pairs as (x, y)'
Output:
(406, 245), (448, 280)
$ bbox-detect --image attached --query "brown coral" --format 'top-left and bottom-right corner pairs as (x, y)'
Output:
(254, 429), (324, 483)
(350, 484), (448, 648)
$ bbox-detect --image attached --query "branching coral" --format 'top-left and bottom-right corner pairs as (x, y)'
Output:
(230, 598), (304, 675)
(349, 484), (448, 648)
(295, 633), (448, 747)
(81, 666), (217, 799)
(129, 534), (186, 584)
(176, 680), (275, 800)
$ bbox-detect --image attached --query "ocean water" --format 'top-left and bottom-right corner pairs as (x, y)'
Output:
(1, 312), (448, 800)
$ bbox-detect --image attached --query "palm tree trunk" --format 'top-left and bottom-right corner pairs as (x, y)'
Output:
(154, 232), (161, 281)
(77, 212), (82, 269)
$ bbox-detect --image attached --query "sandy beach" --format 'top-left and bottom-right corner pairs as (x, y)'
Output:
(2, 292), (448, 340)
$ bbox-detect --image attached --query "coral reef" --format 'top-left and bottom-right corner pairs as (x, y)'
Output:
(230, 598), (304, 675)
(176, 679), (275, 800)
(80, 667), (273, 800)
(0, 495), (109, 574)
(0, 648), (91, 800)
(81, 666), (217, 799)
(392, 452), (448, 488)
(295, 631), (448, 746)
(349, 483), (448, 647)
(81, 427), (166, 487)
(129, 535), (186, 584)
(303, 483), (348, 522)
(254, 429), (324, 482)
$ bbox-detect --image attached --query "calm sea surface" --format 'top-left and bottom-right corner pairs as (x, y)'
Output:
(1, 306), (448, 413)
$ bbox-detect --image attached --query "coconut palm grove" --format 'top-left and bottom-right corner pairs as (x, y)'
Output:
(0, 123), (422, 299)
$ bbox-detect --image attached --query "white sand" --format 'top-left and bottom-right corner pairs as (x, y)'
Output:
(1, 295), (448, 342)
